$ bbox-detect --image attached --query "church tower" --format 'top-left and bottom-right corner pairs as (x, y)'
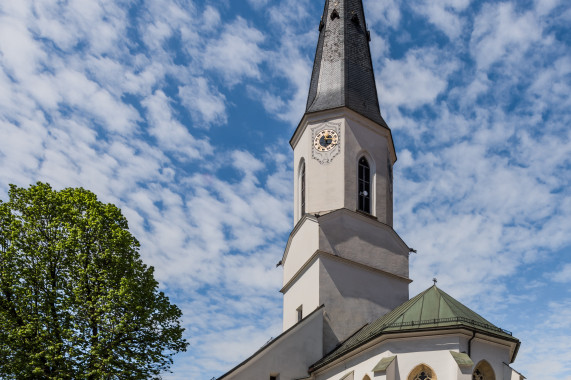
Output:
(282, 0), (411, 352)
(218, 2), (523, 379)
(219, 2), (523, 378)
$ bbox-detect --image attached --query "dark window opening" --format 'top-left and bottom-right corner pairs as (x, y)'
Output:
(300, 163), (306, 215)
(387, 157), (393, 194)
(358, 157), (371, 213)
(297, 305), (303, 322)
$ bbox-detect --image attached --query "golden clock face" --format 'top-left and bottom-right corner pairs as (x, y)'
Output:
(314, 129), (339, 152)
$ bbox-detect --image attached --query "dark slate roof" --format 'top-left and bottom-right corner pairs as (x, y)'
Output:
(309, 286), (519, 372)
(306, 0), (389, 129)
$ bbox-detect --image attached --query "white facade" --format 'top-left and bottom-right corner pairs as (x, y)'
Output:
(312, 331), (520, 380)
(291, 109), (396, 226)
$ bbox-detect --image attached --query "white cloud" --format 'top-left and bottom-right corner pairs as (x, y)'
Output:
(202, 6), (221, 30)
(410, 0), (471, 39)
(179, 77), (228, 128)
(143, 90), (213, 159)
(534, 0), (562, 16)
(379, 48), (459, 111)
(203, 17), (266, 86)
(471, 3), (542, 70)
(231, 150), (265, 174)
(369, 30), (390, 64)
(551, 264), (571, 283)
(364, 0), (401, 28)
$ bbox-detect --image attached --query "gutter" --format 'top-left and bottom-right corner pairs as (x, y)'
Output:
(468, 330), (476, 357)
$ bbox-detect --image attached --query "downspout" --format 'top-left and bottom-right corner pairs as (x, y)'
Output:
(468, 331), (476, 357)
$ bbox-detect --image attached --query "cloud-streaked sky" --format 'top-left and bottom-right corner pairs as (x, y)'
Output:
(0, 0), (569, 378)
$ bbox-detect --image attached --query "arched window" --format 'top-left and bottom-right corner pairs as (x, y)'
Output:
(473, 361), (495, 380)
(358, 157), (371, 213)
(408, 364), (437, 380)
(362, 376), (371, 380)
(300, 161), (306, 216)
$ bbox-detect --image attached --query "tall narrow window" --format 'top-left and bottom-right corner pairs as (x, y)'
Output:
(300, 162), (306, 215)
(297, 305), (303, 322)
(358, 157), (371, 213)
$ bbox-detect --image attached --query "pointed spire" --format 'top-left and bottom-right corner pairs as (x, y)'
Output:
(306, 0), (388, 128)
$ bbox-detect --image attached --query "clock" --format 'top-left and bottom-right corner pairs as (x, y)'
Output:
(314, 129), (339, 152)
(311, 123), (341, 164)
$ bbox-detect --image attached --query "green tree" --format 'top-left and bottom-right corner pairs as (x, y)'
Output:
(0, 182), (188, 379)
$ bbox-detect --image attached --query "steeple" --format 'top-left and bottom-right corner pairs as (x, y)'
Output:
(306, 0), (388, 128)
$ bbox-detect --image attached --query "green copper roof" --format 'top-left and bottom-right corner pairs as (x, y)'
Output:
(339, 371), (354, 380)
(310, 286), (519, 372)
(450, 351), (474, 367)
(372, 355), (395, 372)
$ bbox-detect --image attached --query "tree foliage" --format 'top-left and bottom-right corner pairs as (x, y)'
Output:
(0, 183), (188, 379)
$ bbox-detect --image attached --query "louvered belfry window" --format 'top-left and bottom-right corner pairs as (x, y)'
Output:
(358, 157), (371, 213)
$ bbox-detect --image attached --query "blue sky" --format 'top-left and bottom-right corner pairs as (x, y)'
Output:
(0, 0), (570, 378)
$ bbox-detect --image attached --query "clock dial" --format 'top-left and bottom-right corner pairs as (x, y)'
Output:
(314, 129), (339, 152)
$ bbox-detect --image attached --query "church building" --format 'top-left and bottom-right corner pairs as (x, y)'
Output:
(218, 1), (524, 379)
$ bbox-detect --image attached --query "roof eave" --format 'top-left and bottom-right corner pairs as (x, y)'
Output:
(309, 325), (520, 374)
(290, 108), (397, 164)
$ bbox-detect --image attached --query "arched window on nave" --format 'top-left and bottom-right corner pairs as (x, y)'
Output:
(473, 360), (496, 380)
(408, 364), (437, 380)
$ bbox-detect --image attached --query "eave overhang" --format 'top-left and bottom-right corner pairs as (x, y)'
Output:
(309, 327), (520, 375)
(290, 107), (397, 164)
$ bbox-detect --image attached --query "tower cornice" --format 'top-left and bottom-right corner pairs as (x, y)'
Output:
(290, 107), (397, 164)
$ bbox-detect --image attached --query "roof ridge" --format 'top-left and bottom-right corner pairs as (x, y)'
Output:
(436, 287), (495, 325)
(309, 286), (518, 373)
(376, 286), (434, 329)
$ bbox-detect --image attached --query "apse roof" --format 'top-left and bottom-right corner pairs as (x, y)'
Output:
(309, 285), (520, 372)
(305, 0), (389, 129)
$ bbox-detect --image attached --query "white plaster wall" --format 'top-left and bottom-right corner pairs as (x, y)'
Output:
(223, 310), (324, 380)
(315, 335), (465, 380)
(283, 259), (321, 331)
(507, 367), (523, 380)
(318, 255), (409, 352)
(294, 117), (347, 224)
(283, 217), (320, 285)
(388, 335), (462, 380)
(344, 115), (392, 225)
(470, 338), (511, 380)
(313, 333), (518, 380)
(293, 111), (395, 226)
(283, 209), (409, 286)
(293, 120), (311, 224)
(317, 210), (409, 277)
